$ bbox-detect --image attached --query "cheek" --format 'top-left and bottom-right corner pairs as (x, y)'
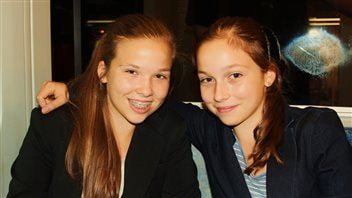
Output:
(107, 76), (134, 95)
(229, 84), (249, 98)
(115, 79), (130, 89)
(235, 82), (266, 103)
(153, 81), (170, 99)
(229, 78), (263, 99)
(200, 86), (213, 102)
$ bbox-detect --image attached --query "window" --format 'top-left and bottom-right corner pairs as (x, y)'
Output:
(50, 0), (352, 107)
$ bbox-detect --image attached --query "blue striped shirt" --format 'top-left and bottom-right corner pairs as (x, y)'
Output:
(233, 135), (267, 198)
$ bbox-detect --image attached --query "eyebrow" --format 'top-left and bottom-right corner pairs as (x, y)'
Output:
(197, 70), (209, 75)
(198, 64), (246, 75)
(119, 63), (140, 68)
(120, 63), (171, 72)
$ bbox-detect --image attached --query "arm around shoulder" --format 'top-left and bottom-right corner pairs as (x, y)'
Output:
(160, 110), (201, 197)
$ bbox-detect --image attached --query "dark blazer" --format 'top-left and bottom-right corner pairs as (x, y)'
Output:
(7, 105), (200, 198)
(172, 102), (352, 197)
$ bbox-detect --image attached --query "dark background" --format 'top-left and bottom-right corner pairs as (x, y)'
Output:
(50, 0), (352, 106)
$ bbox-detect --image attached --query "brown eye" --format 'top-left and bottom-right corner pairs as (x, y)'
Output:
(126, 70), (137, 75)
(199, 77), (213, 84)
(231, 73), (242, 79)
(156, 74), (167, 79)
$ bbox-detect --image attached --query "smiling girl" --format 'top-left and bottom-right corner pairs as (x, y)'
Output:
(8, 14), (200, 198)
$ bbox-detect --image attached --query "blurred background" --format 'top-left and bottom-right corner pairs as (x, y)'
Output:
(51, 0), (352, 107)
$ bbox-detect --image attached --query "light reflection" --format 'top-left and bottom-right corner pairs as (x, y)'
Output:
(283, 28), (349, 77)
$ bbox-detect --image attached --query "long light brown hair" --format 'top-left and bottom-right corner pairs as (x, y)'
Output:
(65, 14), (175, 197)
(197, 17), (287, 175)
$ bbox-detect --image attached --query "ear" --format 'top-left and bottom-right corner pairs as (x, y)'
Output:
(97, 61), (107, 83)
(264, 64), (277, 87)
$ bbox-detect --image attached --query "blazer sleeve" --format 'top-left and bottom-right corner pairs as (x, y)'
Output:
(160, 115), (201, 198)
(308, 108), (352, 197)
(7, 108), (67, 197)
(168, 101), (214, 151)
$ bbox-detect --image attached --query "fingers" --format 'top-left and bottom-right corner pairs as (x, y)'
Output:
(36, 80), (54, 108)
(41, 97), (65, 114)
(36, 80), (69, 114)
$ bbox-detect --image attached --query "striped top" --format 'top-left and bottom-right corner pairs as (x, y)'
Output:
(233, 135), (267, 198)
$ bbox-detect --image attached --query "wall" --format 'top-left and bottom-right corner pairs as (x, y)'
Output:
(0, 0), (51, 196)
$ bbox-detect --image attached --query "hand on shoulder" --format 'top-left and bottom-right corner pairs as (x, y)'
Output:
(36, 81), (69, 114)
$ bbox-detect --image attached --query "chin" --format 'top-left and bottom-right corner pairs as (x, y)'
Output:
(217, 116), (238, 127)
(126, 113), (150, 125)
(129, 118), (147, 125)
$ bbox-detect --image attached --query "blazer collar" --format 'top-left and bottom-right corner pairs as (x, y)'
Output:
(218, 126), (252, 197)
(216, 105), (298, 197)
(121, 112), (164, 197)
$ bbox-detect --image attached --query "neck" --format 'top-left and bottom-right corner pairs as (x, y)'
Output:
(113, 125), (134, 160)
(233, 111), (263, 159)
(109, 115), (135, 160)
(234, 100), (264, 147)
(233, 125), (256, 157)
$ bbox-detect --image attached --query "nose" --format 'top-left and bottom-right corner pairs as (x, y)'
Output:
(214, 81), (229, 102)
(136, 77), (153, 97)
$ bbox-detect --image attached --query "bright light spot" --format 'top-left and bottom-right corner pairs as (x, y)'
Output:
(308, 29), (320, 38)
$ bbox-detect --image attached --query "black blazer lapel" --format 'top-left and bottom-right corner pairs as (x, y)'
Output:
(267, 111), (296, 197)
(122, 122), (164, 197)
(218, 127), (251, 197)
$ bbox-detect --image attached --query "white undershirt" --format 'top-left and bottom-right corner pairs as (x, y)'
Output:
(119, 158), (125, 198)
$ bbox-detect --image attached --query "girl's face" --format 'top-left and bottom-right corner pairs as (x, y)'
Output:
(98, 38), (173, 127)
(197, 39), (275, 129)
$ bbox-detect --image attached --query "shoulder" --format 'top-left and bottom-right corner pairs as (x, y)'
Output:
(288, 106), (342, 127)
(31, 105), (70, 123)
(30, 105), (71, 129)
(29, 105), (72, 143)
(287, 106), (346, 143)
(148, 104), (187, 138)
(289, 105), (337, 115)
(153, 104), (186, 127)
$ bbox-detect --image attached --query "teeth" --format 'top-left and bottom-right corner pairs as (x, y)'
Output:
(130, 100), (150, 109)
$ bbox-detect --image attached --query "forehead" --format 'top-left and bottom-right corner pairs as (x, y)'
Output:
(116, 38), (172, 58)
(197, 39), (244, 61)
(117, 37), (168, 53)
(197, 39), (247, 63)
(197, 39), (259, 72)
(198, 38), (247, 53)
(111, 37), (173, 70)
(116, 36), (170, 49)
